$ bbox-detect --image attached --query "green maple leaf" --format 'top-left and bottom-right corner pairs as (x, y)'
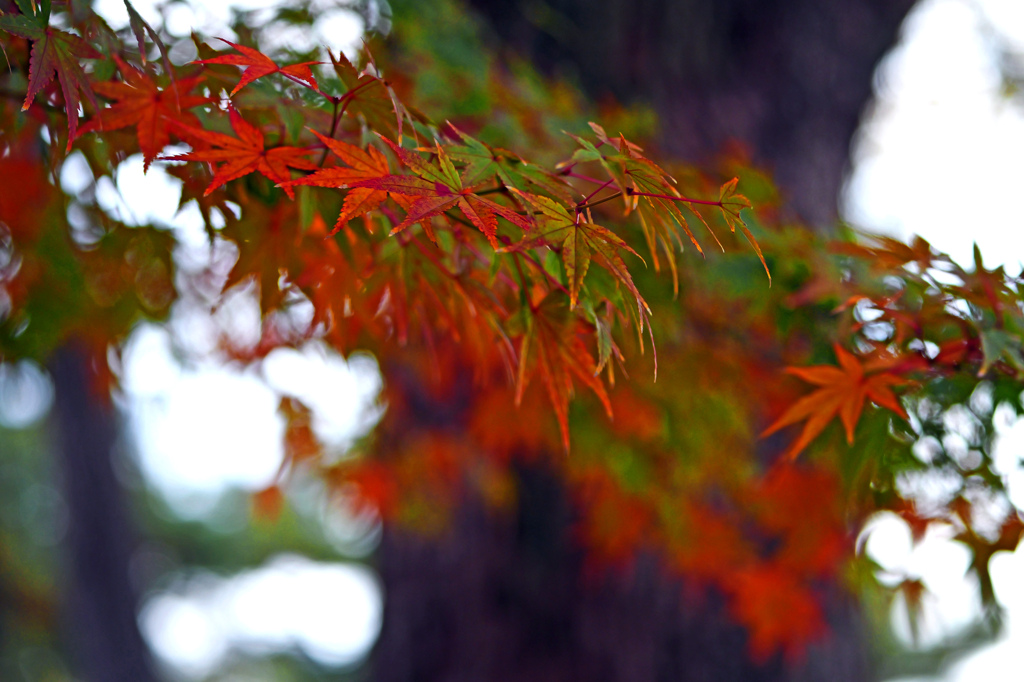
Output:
(446, 123), (574, 203)
(328, 49), (417, 142)
(506, 190), (648, 313)
(979, 329), (1024, 377)
(0, 0), (101, 149)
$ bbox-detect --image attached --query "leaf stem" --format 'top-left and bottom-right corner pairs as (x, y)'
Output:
(336, 78), (378, 118)
(319, 99), (341, 166)
(565, 170), (609, 186)
(626, 188), (722, 208)
(511, 254), (535, 311)
(580, 177), (614, 206)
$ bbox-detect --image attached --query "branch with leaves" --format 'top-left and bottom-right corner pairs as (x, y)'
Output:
(3, 0), (1024, 663)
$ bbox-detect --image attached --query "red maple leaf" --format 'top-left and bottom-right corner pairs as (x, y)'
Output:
(762, 345), (909, 459)
(197, 38), (319, 94)
(355, 135), (532, 249)
(163, 105), (317, 198)
(77, 57), (210, 170)
(280, 129), (392, 232)
(0, 3), (101, 148)
(728, 564), (826, 662)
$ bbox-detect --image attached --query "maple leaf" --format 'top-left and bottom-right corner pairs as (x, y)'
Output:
(291, 216), (375, 352)
(329, 48), (415, 141)
(831, 233), (939, 271)
(280, 129), (391, 232)
(355, 135), (532, 248)
(0, 0), (101, 148)
(729, 564), (826, 662)
(588, 121), (644, 155)
(762, 345), (909, 459)
(718, 177), (769, 284)
(163, 105), (317, 198)
(197, 38), (319, 94)
(123, 0), (152, 64)
(623, 151), (713, 257)
(573, 127), (771, 287)
(506, 190), (649, 313)
(515, 294), (612, 452)
(77, 57), (209, 170)
(446, 123), (575, 203)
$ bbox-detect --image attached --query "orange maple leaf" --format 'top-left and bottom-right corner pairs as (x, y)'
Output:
(163, 105), (317, 198)
(77, 57), (210, 170)
(762, 345), (909, 459)
(197, 38), (319, 94)
(280, 129), (391, 232)
(516, 294), (612, 452)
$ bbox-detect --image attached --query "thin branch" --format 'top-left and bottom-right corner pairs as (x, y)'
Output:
(319, 98), (341, 166)
(580, 177), (614, 205)
(575, 192), (623, 212)
(336, 78), (378, 119)
(409, 235), (458, 281)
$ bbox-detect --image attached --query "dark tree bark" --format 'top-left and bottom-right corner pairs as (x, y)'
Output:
(372, 1), (916, 680)
(375, 464), (870, 682)
(49, 345), (156, 682)
(466, 0), (916, 227)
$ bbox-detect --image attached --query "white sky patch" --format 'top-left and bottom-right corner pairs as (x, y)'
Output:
(863, 513), (980, 648)
(0, 360), (55, 429)
(994, 418), (1024, 510)
(887, 545), (1024, 682)
(263, 343), (384, 449)
(59, 151), (94, 196)
(120, 324), (383, 516)
(843, 0), (1024, 272)
(952, 548), (1024, 675)
(139, 554), (382, 677)
(93, 153), (206, 234)
(61, 149), (212, 247)
(123, 327), (286, 515)
(866, 425), (1024, 680)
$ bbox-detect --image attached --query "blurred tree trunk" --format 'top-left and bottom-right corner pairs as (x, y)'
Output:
(372, 0), (915, 680)
(49, 345), (155, 682)
(375, 462), (871, 682)
(466, 0), (915, 227)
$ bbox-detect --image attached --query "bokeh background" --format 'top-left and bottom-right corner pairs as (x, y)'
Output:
(2, 0), (1024, 679)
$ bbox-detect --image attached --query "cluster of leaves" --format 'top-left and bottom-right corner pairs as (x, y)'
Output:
(3, 0), (1024, 665)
